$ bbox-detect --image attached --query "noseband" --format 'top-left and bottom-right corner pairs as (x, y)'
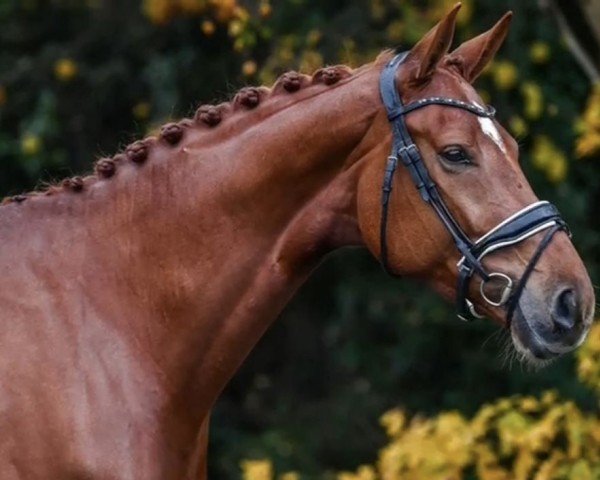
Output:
(379, 52), (570, 323)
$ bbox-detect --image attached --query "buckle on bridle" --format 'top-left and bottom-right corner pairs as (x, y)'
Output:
(457, 299), (486, 322)
(480, 272), (513, 307)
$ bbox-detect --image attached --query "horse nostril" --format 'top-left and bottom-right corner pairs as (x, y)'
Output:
(552, 288), (579, 334)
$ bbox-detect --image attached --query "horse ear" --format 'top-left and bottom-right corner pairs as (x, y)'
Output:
(448, 12), (513, 83)
(406, 3), (461, 83)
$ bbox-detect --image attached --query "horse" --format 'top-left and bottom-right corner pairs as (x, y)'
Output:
(0, 4), (594, 479)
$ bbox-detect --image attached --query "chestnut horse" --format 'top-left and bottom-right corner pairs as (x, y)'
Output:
(0, 5), (594, 479)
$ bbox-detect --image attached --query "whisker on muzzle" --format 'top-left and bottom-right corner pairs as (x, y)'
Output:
(481, 327), (506, 351)
(499, 333), (517, 370)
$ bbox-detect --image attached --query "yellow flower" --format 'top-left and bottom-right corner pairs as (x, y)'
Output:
(583, 87), (600, 129)
(201, 20), (216, 35)
(471, 404), (497, 438)
(496, 398), (513, 412)
(521, 82), (543, 120)
(568, 460), (594, 480)
(575, 84), (600, 158)
(576, 133), (600, 159)
(532, 135), (567, 182)
(514, 448), (537, 480)
(535, 450), (565, 480)
(0, 85), (6, 106)
(132, 102), (151, 120)
(578, 356), (595, 378)
(546, 155), (567, 183)
(540, 390), (559, 406)
(143, 0), (173, 24)
(21, 133), (42, 156)
(233, 5), (249, 21)
(241, 459), (273, 480)
(228, 19), (244, 37)
(530, 42), (550, 64)
(531, 136), (550, 169)
(509, 116), (528, 138)
(179, 0), (205, 14)
(259, 1), (272, 18)
(212, 0), (236, 22)
(497, 411), (530, 455)
(576, 322), (600, 394)
(519, 397), (539, 413)
(492, 61), (518, 90)
(242, 60), (257, 76)
(279, 473), (299, 480)
(337, 466), (375, 480)
(54, 58), (78, 82)
(380, 408), (406, 437)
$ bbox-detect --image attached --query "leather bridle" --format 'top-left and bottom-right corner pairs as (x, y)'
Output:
(379, 52), (570, 323)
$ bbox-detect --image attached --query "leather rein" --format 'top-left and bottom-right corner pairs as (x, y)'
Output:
(379, 52), (570, 323)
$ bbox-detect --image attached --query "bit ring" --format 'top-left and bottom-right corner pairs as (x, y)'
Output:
(480, 272), (513, 307)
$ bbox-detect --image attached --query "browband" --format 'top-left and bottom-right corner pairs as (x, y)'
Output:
(378, 52), (570, 323)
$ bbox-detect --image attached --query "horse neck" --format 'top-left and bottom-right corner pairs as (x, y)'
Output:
(1, 61), (384, 413)
(169, 67), (383, 411)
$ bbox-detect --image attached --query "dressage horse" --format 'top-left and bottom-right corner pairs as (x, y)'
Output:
(0, 4), (594, 479)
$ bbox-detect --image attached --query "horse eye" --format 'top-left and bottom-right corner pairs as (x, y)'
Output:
(441, 147), (470, 164)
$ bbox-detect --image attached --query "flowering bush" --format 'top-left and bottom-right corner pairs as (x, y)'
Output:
(244, 388), (600, 480)
(242, 323), (600, 479)
(365, 393), (600, 480)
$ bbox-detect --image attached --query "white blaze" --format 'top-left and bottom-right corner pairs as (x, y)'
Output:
(474, 102), (507, 154)
(478, 117), (507, 154)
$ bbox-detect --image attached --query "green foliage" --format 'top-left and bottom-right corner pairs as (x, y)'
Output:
(0, 1), (598, 479)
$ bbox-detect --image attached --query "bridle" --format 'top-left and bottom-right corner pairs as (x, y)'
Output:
(379, 52), (570, 323)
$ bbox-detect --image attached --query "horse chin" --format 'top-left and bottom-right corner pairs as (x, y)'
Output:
(509, 306), (563, 368)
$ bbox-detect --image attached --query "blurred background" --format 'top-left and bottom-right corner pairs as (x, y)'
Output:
(1, 0), (599, 478)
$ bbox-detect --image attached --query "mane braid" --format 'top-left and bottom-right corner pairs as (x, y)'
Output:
(1, 64), (355, 206)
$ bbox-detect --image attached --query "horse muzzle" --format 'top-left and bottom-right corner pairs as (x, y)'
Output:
(511, 282), (594, 363)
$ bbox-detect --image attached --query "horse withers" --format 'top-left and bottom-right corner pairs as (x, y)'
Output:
(0, 3), (594, 479)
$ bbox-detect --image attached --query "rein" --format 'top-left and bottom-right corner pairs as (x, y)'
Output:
(379, 52), (570, 323)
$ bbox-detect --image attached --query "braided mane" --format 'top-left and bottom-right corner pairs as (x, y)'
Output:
(1, 64), (356, 206)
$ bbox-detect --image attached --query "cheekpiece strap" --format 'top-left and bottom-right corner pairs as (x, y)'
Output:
(378, 52), (481, 275)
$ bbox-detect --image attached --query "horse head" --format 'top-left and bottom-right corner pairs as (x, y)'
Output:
(357, 4), (595, 365)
